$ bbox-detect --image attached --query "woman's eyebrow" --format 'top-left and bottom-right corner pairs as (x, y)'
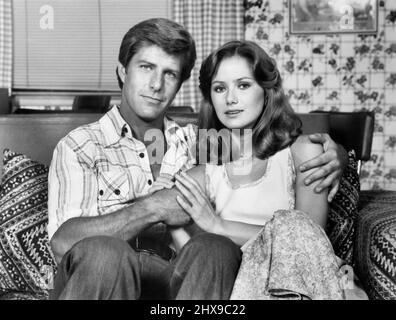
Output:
(212, 77), (254, 83)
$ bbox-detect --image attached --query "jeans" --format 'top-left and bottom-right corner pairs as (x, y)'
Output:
(50, 233), (241, 300)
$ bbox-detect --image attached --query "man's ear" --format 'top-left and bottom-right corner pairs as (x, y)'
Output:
(117, 63), (126, 84)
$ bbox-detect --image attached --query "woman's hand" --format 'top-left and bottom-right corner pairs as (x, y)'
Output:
(174, 171), (221, 233)
(148, 173), (175, 194)
(299, 133), (349, 202)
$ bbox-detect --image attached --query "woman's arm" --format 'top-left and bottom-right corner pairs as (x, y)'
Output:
(167, 165), (205, 251)
(291, 135), (329, 228)
(300, 133), (349, 202)
(174, 166), (264, 247)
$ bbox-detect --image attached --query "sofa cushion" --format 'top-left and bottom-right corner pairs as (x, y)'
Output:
(355, 190), (396, 300)
(0, 289), (48, 300)
(326, 151), (360, 265)
(0, 149), (56, 297)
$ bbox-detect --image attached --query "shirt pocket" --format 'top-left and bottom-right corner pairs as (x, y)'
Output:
(97, 169), (130, 206)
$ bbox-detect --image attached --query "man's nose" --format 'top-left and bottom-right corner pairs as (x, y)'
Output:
(226, 88), (238, 105)
(149, 72), (163, 92)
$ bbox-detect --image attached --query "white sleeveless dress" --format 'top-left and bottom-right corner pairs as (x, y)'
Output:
(205, 147), (295, 231)
(205, 147), (366, 300)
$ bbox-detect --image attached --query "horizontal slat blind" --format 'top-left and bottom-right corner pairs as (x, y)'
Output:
(13, 0), (171, 91)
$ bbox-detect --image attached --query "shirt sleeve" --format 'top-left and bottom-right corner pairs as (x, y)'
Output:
(184, 123), (198, 165)
(47, 139), (98, 240)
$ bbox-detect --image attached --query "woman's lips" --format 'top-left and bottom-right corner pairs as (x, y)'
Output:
(225, 109), (243, 115)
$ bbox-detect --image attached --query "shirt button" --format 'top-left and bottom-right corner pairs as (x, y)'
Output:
(148, 179), (152, 185)
(99, 190), (104, 196)
(114, 189), (120, 195)
(139, 153), (145, 158)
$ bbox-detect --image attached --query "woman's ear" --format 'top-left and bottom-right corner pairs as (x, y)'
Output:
(117, 63), (126, 84)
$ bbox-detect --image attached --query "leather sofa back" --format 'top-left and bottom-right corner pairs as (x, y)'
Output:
(0, 112), (329, 175)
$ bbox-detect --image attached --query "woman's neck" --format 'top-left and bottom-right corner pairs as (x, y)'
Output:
(230, 128), (254, 161)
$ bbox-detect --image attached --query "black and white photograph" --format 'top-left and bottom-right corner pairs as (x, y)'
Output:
(0, 0), (395, 306)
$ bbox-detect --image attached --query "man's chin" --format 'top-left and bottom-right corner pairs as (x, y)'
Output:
(138, 110), (166, 122)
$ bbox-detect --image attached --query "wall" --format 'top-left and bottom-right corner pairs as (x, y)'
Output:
(245, 0), (396, 190)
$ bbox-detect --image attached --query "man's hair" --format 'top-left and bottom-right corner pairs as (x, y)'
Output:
(117, 18), (196, 89)
(198, 40), (302, 160)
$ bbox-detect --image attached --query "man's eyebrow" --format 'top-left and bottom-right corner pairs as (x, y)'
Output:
(135, 59), (155, 66)
(135, 59), (180, 75)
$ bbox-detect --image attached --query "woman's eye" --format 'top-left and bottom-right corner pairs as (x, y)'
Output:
(213, 86), (225, 93)
(238, 82), (251, 90)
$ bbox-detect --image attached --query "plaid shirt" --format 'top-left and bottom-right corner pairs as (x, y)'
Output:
(47, 106), (197, 239)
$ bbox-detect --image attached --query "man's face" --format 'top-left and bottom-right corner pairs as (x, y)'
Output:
(118, 44), (182, 122)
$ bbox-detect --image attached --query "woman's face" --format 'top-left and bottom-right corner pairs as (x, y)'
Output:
(210, 55), (265, 130)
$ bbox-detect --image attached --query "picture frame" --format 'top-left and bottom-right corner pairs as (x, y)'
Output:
(289, 0), (378, 35)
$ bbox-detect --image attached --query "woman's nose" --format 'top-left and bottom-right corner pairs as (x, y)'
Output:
(226, 89), (238, 105)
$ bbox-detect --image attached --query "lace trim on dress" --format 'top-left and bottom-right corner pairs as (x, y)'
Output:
(222, 156), (273, 190)
(205, 164), (217, 208)
(287, 148), (296, 209)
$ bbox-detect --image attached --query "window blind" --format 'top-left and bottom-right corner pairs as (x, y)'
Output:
(12, 0), (172, 92)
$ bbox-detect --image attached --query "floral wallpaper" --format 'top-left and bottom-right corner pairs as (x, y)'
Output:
(244, 0), (396, 191)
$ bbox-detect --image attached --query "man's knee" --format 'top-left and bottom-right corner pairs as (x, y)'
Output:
(68, 235), (137, 266)
(184, 233), (241, 263)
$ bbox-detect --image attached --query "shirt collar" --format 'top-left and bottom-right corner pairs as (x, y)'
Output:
(99, 105), (186, 147)
(99, 105), (130, 146)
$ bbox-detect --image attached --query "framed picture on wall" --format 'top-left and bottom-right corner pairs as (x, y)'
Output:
(289, 0), (378, 35)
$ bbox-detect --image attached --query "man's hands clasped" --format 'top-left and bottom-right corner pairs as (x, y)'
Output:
(148, 173), (191, 227)
(148, 172), (218, 232)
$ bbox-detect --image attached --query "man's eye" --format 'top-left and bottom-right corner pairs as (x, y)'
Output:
(166, 71), (177, 79)
(140, 65), (152, 70)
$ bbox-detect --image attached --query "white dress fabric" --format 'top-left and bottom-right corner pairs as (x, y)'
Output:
(205, 147), (367, 300)
(205, 147), (295, 229)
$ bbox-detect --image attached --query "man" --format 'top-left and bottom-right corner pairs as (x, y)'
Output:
(48, 18), (348, 300)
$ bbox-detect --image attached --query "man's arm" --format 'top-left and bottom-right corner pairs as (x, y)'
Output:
(50, 188), (190, 264)
(48, 140), (190, 264)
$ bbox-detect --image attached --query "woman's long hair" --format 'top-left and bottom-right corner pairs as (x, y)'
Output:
(199, 40), (301, 160)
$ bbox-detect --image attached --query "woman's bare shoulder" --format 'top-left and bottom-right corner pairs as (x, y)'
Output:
(291, 135), (324, 165)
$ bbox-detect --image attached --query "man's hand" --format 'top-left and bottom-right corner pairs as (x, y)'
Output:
(148, 181), (192, 227)
(299, 133), (348, 202)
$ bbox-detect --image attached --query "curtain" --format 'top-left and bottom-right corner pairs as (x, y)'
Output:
(0, 0), (12, 90)
(13, 0), (171, 91)
(173, 0), (244, 111)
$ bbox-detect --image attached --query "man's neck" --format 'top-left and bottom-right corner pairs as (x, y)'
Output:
(119, 105), (165, 142)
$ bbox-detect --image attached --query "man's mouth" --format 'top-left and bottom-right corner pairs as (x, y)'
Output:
(142, 95), (164, 103)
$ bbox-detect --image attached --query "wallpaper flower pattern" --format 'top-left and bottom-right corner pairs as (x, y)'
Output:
(244, 0), (396, 191)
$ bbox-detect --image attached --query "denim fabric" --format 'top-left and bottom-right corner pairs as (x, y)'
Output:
(50, 233), (241, 300)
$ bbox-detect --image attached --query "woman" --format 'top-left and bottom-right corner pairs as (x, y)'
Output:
(162, 40), (365, 299)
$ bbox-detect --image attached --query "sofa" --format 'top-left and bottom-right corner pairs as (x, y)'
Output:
(0, 110), (395, 300)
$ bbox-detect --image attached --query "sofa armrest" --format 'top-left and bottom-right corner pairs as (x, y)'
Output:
(355, 190), (396, 300)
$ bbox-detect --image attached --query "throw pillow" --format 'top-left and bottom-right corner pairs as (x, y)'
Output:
(0, 149), (57, 297)
(325, 150), (360, 265)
